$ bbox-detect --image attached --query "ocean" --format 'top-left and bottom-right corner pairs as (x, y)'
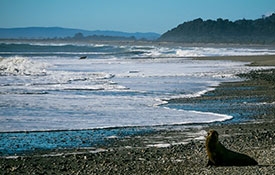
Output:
(0, 41), (274, 155)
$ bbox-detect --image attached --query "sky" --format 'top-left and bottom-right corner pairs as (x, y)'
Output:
(0, 0), (275, 34)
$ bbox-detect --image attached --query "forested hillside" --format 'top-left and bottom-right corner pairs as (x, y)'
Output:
(159, 13), (275, 44)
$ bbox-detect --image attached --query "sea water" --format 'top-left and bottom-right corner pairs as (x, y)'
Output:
(0, 41), (274, 155)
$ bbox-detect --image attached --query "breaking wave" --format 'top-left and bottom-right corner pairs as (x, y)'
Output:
(0, 56), (49, 76)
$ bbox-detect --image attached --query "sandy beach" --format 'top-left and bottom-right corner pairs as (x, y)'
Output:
(1, 54), (275, 174)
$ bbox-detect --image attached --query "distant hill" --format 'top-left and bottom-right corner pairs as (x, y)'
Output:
(0, 27), (160, 40)
(159, 13), (275, 44)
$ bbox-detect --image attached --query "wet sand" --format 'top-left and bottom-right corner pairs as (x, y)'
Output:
(1, 55), (275, 174)
(195, 55), (275, 66)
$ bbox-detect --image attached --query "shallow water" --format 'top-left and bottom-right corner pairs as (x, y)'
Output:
(0, 127), (152, 156)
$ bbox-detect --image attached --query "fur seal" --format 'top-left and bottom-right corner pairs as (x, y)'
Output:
(206, 130), (258, 166)
(79, 56), (87, 60)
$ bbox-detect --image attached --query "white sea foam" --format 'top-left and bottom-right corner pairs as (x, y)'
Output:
(0, 55), (249, 132)
(170, 87), (217, 99)
(0, 101), (234, 132)
(1, 43), (275, 132)
(138, 46), (275, 58)
(146, 130), (208, 148)
(21, 42), (110, 48)
(0, 56), (49, 76)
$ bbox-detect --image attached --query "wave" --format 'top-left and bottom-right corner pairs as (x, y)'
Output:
(2, 42), (275, 61)
(167, 47), (275, 57)
(153, 88), (215, 108)
(186, 110), (233, 123)
(1, 42), (274, 135)
(0, 107), (233, 133)
(0, 43), (116, 55)
(28, 42), (111, 48)
(0, 56), (49, 76)
(125, 46), (275, 59)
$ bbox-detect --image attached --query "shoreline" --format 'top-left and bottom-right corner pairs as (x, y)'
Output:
(1, 55), (275, 174)
(194, 55), (275, 66)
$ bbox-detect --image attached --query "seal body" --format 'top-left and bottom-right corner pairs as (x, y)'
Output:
(206, 130), (258, 166)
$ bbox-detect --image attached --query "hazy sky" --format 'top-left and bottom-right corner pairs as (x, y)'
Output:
(1, 0), (274, 34)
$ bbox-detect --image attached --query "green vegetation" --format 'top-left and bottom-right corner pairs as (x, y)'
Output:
(159, 13), (275, 44)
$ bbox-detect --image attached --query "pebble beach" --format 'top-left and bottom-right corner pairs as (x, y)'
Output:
(1, 55), (275, 174)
